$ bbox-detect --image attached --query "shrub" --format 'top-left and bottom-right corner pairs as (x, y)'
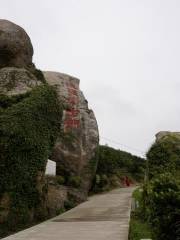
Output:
(91, 145), (145, 193)
(67, 176), (81, 188)
(56, 176), (65, 185)
(145, 173), (180, 240)
(128, 215), (153, 240)
(147, 136), (180, 179)
(96, 145), (145, 178)
(45, 175), (65, 185)
(96, 146), (119, 175)
(129, 188), (153, 240)
(64, 200), (76, 210)
(91, 174), (111, 193)
(30, 68), (46, 83)
(95, 174), (101, 185)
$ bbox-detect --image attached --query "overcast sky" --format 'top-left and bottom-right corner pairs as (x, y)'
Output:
(1, 0), (180, 157)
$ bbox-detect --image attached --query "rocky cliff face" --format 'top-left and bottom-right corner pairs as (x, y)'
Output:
(44, 72), (99, 193)
(0, 19), (99, 234)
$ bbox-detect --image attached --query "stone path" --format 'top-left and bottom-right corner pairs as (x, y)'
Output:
(3, 187), (135, 240)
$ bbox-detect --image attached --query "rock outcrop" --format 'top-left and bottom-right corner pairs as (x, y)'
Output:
(44, 72), (99, 194)
(156, 131), (180, 142)
(0, 20), (33, 69)
(0, 67), (42, 96)
(0, 19), (99, 235)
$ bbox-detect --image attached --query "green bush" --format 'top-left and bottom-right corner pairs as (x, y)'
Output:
(142, 136), (180, 240)
(129, 214), (153, 240)
(91, 174), (110, 193)
(0, 84), (63, 231)
(0, 92), (30, 109)
(45, 175), (65, 185)
(56, 176), (65, 185)
(96, 146), (119, 175)
(91, 145), (145, 193)
(64, 199), (76, 210)
(96, 145), (145, 179)
(32, 69), (46, 83)
(147, 136), (180, 179)
(129, 188), (153, 240)
(145, 173), (180, 240)
(95, 174), (101, 185)
(67, 176), (81, 188)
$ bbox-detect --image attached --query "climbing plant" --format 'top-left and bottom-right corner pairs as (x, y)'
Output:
(0, 84), (63, 232)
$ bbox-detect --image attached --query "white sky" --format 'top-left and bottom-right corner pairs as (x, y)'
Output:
(1, 0), (180, 157)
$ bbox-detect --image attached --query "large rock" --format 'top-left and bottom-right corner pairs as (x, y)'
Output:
(44, 72), (99, 193)
(156, 131), (180, 142)
(0, 20), (99, 236)
(0, 67), (41, 96)
(0, 19), (33, 69)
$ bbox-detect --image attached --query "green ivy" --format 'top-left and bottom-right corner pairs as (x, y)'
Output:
(31, 69), (46, 83)
(0, 92), (30, 109)
(0, 84), (63, 232)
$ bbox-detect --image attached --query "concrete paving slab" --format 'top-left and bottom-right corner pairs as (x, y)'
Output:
(2, 187), (135, 240)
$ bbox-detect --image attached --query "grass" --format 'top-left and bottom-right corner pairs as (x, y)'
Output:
(129, 213), (153, 240)
(132, 187), (142, 202)
(129, 187), (154, 240)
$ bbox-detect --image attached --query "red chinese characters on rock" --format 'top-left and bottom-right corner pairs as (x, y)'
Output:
(64, 82), (80, 131)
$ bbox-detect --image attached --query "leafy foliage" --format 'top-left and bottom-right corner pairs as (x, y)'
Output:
(67, 176), (81, 188)
(147, 135), (180, 178)
(32, 69), (46, 83)
(145, 173), (180, 240)
(0, 92), (30, 109)
(128, 214), (153, 240)
(96, 145), (145, 177)
(91, 145), (145, 192)
(129, 188), (153, 240)
(142, 136), (180, 240)
(0, 84), (63, 232)
(128, 188), (154, 240)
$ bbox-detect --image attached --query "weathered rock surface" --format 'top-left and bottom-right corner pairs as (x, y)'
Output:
(0, 67), (41, 96)
(0, 20), (99, 236)
(156, 131), (180, 142)
(46, 183), (67, 216)
(44, 71), (99, 193)
(0, 19), (33, 69)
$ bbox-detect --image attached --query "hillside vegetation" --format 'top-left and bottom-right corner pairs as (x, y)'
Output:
(129, 133), (180, 240)
(91, 145), (146, 193)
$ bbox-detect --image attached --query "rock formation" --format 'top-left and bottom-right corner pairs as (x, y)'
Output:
(0, 20), (99, 192)
(0, 67), (42, 95)
(156, 131), (180, 142)
(0, 19), (99, 234)
(0, 19), (33, 69)
(44, 72), (99, 193)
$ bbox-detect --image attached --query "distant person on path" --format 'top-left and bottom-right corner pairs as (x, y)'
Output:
(125, 176), (130, 187)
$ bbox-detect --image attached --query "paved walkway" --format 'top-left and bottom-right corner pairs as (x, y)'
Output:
(3, 187), (135, 240)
